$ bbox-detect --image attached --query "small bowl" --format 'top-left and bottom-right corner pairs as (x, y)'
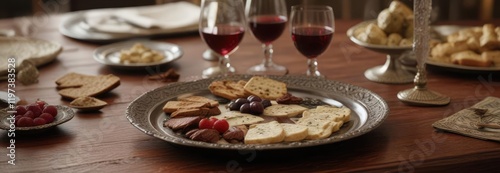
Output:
(0, 105), (75, 132)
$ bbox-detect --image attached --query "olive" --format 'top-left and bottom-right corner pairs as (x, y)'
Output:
(240, 103), (251, 114)
(261, 99), (272, 108)
(247, 95), (262, 102)
(249, 101), (264, 115)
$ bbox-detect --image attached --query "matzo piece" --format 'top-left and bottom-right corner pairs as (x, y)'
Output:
(56, 73), (120, 100)
(243, 76), (287, 100)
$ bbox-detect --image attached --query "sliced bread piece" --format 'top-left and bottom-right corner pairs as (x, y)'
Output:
(280, 123), (308, 142)
(296, 117), (332, 140)
(243, 76), (287, 100)
(208, 80), (247, 100)
(263, 104), (308, 117)
(244, 121), (285, 144)
(303, 106), (352, 122)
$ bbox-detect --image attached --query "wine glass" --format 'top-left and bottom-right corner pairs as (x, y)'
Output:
(245, 0), (288, 75)
(290, 5), (334, 77)
(199, 0), (246, 78)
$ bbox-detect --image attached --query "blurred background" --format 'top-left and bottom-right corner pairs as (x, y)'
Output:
(0, 0), (498, 21)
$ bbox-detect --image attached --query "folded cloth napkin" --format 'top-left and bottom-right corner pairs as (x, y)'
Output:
(433, 96), (500, 142)
(84, 2), (200, 34)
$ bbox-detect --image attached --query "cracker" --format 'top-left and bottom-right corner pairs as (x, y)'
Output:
(243, 76), (287, 100)
(56, 73), (120, 100)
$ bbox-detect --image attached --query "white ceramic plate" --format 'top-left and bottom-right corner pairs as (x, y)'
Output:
(93, 40), (182, 70)
(59, 11), (198, 42)
(126, 75), (389, 150)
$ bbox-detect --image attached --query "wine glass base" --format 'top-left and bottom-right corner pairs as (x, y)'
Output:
(397, 87), (450, 106)
(364, 65), (414, 84)
(247, 64), (288, 75)
(202, 49), (219, 61)
(202, 66), (236, 78)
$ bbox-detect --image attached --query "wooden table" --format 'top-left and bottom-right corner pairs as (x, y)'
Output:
(1, 14), (499, 173)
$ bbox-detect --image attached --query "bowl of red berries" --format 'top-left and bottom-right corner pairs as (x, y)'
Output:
(0, 100), (75, 132)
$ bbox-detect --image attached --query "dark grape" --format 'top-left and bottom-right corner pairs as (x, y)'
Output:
(240, 103), (251, 114)
(249, 101), (264, 115)
(261, 99), (272, 108)
(247, 95), (262, 102)
(227, 101), (239, 111)
(234, 98), (249, 105)
(42, 105), (58, 117)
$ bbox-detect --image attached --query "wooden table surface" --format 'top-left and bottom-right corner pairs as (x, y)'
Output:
(1, 14), (499, 173)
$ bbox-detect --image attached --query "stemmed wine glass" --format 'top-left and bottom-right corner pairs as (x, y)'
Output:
(199, 0), (246, 78)
(245, 0), (288, 75)
(290, 5), (334, 77)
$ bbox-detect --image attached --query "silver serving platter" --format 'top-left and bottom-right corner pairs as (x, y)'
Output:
(58, 12), (198, 42)
(0, 105), (75, 131)
(126, 75), (389, 150)
(93, 40), (182, 70)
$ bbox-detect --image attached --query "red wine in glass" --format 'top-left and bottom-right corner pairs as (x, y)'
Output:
(291, 26), (334, 58)
(201, 25), (245, 56)
(249, 15), (287, 44)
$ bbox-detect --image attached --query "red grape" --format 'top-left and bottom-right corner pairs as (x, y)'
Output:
(213, 119), (229, 133)
(33, 118), (47, 126)
(15, 106), (27, 116)
(42, 106), (58, 117)
(26, 104), (42, 117)
(39, 113), (55, 123)
(198, 118), (214, 129)
(23, 111), (36, 119)
(17, 117), (34, 127)
(35, 100), (47, 110)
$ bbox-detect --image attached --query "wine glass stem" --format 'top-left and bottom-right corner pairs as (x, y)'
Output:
(219, 55), (231, 75)
(307, 58), (320, 76)
(262, 44), (274, 67)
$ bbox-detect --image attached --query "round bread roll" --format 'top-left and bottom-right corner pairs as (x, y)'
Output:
(389, 0), (413, 19)
(365, 23), (388, 45)
(377, 8), (404, 34)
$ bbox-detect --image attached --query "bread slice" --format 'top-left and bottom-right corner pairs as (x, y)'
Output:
(263, 104), (308, 117)
(211, 112), (264, 127)
(280, 123), (308, 142)
(56, 73), (120, 100)
(296, 117), (332, 140)
(243, 76), (287, 100)
(244, 121), (285, 144)
(178, 96), (219, 107)
(162, 101), (208, 113)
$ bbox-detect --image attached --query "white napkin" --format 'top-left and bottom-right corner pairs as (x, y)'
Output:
(84, 2), (200, 34)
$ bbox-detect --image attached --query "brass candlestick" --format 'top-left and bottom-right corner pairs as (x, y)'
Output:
(397, 0), (450, 106)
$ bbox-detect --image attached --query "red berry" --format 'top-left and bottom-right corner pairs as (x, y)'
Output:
(198, 118), (214, 129)
(39, 113), (55, 123)
(15, 115), (23, 122)
(33, 118), (47, 126)
(26, 104), (42, 117)
(23, 111), (36, 119)
(15, 106), (27, 116)
(36, 100), (47, 110)
(42, 105), (58, 117)
(213, 119), (229, 133)
(17, 117), (34, 127)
